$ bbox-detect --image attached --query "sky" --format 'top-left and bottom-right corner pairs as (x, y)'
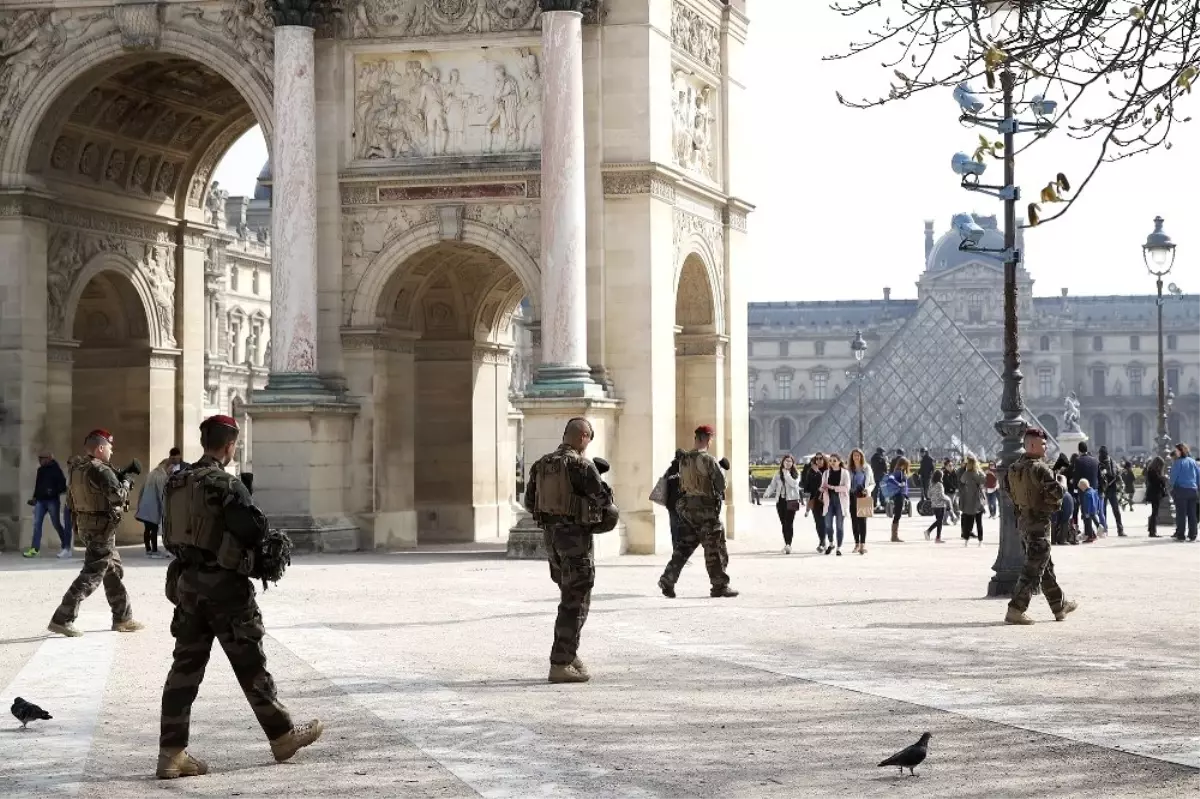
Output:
(213, 2), (1200, 302)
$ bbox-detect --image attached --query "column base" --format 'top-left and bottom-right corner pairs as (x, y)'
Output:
(506, 509), (545, 559)
(524, 364), (607, 398)
(261, 371), (340, 399)
(244, 390), (361, 552)
(986, 570), (1019, 598)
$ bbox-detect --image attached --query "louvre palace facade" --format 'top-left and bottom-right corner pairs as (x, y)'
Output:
(748, 215), (1199, 462)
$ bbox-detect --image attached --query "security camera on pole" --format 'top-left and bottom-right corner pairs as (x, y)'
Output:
(949, 67), (1054, 597)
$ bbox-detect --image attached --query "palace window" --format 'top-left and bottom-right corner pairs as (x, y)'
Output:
(1092, 335), (1103, 352)
(1092, 369), (1106, 397)
(252, 268), (260, 295)
(1039, 335), (1051, 351)
(1129, 367), (1143, 397)
(1038, 367), (1053, 399)
(1130, 335), (1140, 351)
(779, 340), (789, 357)
(814, 373), (828, 401)
(776, 372), (792, 401)
(967, 293), (983, 323)
(814, 340), (826, 357)
(1167, 334), (1178, 351)
(1167, 367), (1180, 394)
(229, 264), (239, 291)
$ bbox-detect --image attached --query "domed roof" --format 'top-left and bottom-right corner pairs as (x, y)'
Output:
(926, 213), (1004, 272)
(253, 161), (271, 201)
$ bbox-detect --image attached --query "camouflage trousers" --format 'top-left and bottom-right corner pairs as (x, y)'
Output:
(50, 529), (131, 626)
(544, 525), (595, 666)
(160, 564), (293, 748)
(1008, 525), (1066, 614)
(660, 499), (730, 590)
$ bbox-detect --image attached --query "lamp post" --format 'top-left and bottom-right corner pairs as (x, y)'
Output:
(955, 393), (966, 459)
(851, 330), (867, 450)
(1144, 216), (1178, 525)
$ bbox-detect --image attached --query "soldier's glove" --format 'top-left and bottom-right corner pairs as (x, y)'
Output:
(121, 479), (133, 492)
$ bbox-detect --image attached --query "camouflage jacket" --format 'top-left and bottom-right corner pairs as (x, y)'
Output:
(1006, 454), (1063, 526)
(163, 454), (269, 555)
(524, 444), (611, 529)
(65, 455), (128, 516)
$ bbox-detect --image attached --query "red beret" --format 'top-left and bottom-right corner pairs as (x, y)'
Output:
(695, 424), (715, 437)
(201, 414), (239, 431)
(1024, 427), (1048, 440)
(86, 429), (113, 443)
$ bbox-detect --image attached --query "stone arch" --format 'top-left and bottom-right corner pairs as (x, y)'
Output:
(1091, 413), (1111, 449)
(675, 253), (715, 331)
(59, 250), (161, 348)
(776, 417), (796, 451)
(674, 241), (725, 335)
(1, 27), (273, 186)
(1126, 412), (1147, 449)
(347, 220), (540, 329)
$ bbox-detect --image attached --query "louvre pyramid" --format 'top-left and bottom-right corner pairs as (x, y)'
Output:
(792, 297), (1037, 461)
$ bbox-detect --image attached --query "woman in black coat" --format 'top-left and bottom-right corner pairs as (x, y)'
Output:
(804, 453), (828, 552)
(1144, 456), (1168, 537)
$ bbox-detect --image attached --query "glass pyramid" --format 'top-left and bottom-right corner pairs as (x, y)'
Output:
(791, 298), (1038, 462)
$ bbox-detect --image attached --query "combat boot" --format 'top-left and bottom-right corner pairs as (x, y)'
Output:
(1004, 607), (1035, 625)
(548, 663), (590, 683)
(571, 657), (590, 679)
(1053, 599), (1079, 621)
(112, 619), (145, 633)
(47, 621), (82, 637)
(156, 748), (208, 779)
(270, 719), (324, 763)
(658, 578), (676, 599)
(710, 585), (739, 598)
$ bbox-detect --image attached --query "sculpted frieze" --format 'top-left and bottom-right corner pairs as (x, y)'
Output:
(174, 1), (274, 89)
(671, 69), (717, 181)
(463, 202), (539, 261)
(354, 48), (542, 160)
(671, 2), (720, 72)
(673, 206), (724, 274)
(346, 0), (540, 38)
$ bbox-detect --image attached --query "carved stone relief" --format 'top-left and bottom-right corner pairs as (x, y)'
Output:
(462, 202), (539, 262)
(673, 206), (724, 278)
(671, 69), (716, 181)
(346, 0), (540, 38)
(175, 1), (274, 89)
(671, 1), (720, 72)
(114, 0), (165, 50)
(354, 47), (542, 160)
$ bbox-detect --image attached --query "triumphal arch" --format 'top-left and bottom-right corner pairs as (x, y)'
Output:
(0, 0), (752, 556)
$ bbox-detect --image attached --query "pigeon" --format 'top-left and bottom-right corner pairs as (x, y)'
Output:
(878, 731), (931, 776)
(11, 697), (52, 729)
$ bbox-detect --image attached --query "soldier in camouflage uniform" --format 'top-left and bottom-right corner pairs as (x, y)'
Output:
(524, 417), (617, 684)
(658, 425), (738, 599)
(47, 429), (145, 637)
(156, 415), (322, 779)
(1005, 427), (1079, 625)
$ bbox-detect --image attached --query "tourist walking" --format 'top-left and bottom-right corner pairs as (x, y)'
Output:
(918, 448), (935, 499)
(804, 453), (828, 550)
(881, 457), (910, 542)
(941, 458), (960, 523)
(923, 471), (949, 543)
(763, 454), (802, 554)
(958, 455), (986, 545)
(820, 453), (851, 555)
(1097, 446), (1125, 536)
(985, 465), (999, 518)
(1144, 455), (1167, 537)
(848, 448), (876, 554)
(870, 447), (888, 511)
(1120, 460), (1136, 512)
(24, 452), (69, 559)
(135, 448), (184, 558)
(1169, 443), (1199, 541)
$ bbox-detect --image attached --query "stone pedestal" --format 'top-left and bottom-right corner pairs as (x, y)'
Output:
(243, 396), (361, 552)
(1056, 430), (1088, 460)
(526, 7), (602, 398)
(506, 395), (623, 559)
(266, 24), (321, 391)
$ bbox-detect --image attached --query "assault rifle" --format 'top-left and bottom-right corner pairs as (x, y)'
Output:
(590, 458), (620, 533)
(115, 459), (142, 510)
(238, 471), (292, 590)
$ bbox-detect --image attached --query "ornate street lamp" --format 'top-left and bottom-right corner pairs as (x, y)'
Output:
(851, 330), (867, 449)
(1144, 216), (1178, 525)
(956, 393), (966, 459)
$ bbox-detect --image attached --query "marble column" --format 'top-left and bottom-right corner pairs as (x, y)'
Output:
(266, 24), (321, 392)
(527, 2), (602, 397)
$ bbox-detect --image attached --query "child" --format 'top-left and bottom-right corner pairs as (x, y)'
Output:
(1078, 478), (1102, 543)
(923, 470), (949, 543)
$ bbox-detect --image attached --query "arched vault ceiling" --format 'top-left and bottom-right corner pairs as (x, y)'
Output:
(31, 56), (251, 203)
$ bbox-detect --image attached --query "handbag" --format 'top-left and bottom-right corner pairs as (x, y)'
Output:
(855, 495), (873, 517)
(786, 499), (800, 512)
(648, 475), (667, 506)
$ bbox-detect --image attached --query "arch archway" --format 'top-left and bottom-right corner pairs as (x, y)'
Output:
(777, 417), (795, 452)
(343, 239), (533, 548)
(674, 253), (724, 450)
(1037, 414), (1059, 440)
(46, 267), (168, 545)
(1126, 413), (1147, 450)
(1092, 414), (1110, 449)
(1168, 412), (1183, 444)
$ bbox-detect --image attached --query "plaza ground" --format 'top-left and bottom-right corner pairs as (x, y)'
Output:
(1, 506), (1197, 798)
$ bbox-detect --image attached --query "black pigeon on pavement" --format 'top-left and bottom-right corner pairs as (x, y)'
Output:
(878, 731), (931, 776)
(11, 697), (52, 729)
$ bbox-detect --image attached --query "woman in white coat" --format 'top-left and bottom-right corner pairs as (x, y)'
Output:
(847, 448), (877, 555)
(763, 454), (803, 554)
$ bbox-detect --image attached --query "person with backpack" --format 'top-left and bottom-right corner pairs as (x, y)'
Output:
(880, 457), (911, 543)
(985, 466), (999, 519)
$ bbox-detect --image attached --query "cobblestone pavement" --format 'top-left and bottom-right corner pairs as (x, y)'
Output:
(1, 507), (1197, 798)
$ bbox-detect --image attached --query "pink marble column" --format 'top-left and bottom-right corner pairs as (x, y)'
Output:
(528, 4), (600, 395)
(268, 25), (320, 387)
